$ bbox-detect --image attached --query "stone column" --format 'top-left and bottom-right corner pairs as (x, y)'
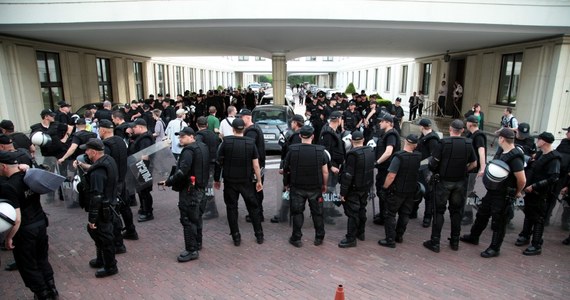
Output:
(272, 53), (287, 106)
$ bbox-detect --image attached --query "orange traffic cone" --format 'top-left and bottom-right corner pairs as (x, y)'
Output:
(334, 284), (345, 300)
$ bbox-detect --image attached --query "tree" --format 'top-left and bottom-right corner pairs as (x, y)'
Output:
(345, 82), (356, 94)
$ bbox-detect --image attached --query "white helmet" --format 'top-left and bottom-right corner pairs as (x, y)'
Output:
(73, 175), (81, 193)
(0, 201), (17, 233)
(31, 131), (51, 146)
(342, 133), (353, 153)
(483, 159), (510, 190)
(367, 138), (377, 149)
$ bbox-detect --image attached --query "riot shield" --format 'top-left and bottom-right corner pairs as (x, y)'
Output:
(126, 141), (176, 196)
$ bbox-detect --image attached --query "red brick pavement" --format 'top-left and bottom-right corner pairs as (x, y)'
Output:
(1, 171), (569, 299)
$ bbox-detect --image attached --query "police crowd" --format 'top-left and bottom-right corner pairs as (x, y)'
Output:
(0, 88), (569, 299)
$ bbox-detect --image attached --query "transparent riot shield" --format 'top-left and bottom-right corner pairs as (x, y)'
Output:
(125, 141), (176, 196)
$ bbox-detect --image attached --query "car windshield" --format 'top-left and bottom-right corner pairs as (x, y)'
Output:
(253, 109), (287, 125)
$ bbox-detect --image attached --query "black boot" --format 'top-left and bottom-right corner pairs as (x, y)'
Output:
(46, 279), (59, 299)
(231, 232), (241, 246)
(34, 289), (55, 300)
(378, 238), (396, 248)
(516, 218), (532, 246)
(89, 248), (103, 268)
(561, 207), (570, 231)
(523, 222), (544, 256)
(563, 235), (570, 245)
(448, 236), (460, 251)
(481, 231), (502, 258)
(460, 234), (479, 245)
(423, 237), (440, 253)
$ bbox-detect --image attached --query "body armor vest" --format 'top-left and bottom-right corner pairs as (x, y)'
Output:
(288, 143), (325, 189)
(85, 155), (118, 205)
(196, 129), (220, 164)
(393, 151), (422, 194)
(220, 136), (255, 183)
(376, 129), (401, 169)
(526, 150), (562, 191)
(72, 130), (97, 160)
(244, 124), (266, 167)
(319, 124), (344, 166)
(103, 136), (128, 181)
(184, 141), (210, 188)
(439, 137), (472, 181)
(494, 147), (525, 190)
(418, 132), (439, 160)
(346, 146), (375, 190)
(556, 139), (570, 174)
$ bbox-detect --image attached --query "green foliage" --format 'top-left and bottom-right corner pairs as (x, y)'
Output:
(371, 93), (382, 99)
(217, 85), (224, 91)
(377, 100), (392, 110)
(288, 75), (316, 86)
(259, 75), (272, 83)
(345, 83), (356, 94)
(237, 84), (242, 90)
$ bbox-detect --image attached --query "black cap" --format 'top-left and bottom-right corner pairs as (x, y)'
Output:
(79, 138), (104, 151)
(0, 134), (12, 145)
(538, 131), (555, 144)
(40, 109), (56, 118)
(196, 116), (208, 126)
(380, 114), (394, 123)
(317, 91), (325, 97)
(75, 118), (86, 125)
(238, 109), (252, 116)
(300, 125), (314, 138)
(0, 150), (22, 164)
(518, 123), (530, 138)
(395, 98), (402, 102)
(98, 119), (114, 129)
(157, 93), (163, 97)
(59, 102), (71, 108)
(498, 128), (515, 139)
(406, 134), (419, 144)
(291, 114), (304, 124)
(450, 119), (464, 130)
(124, 103), (131, 108)
(0, 120), (14, 131)
(465, 116), (479, 124)
(348, 101), (356, 106)
(418, 118), (432, 127)
(131, 118), (147, 127)
(351, 131), (364, 141)
(232, 118), (245, 130)
(88, 104), (97, 110)
(330, 111), (342, 120)
(175, 127), (195, 136)
(563, 125), (570, 132)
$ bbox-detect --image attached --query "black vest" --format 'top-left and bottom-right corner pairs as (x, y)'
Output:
(417, 131), (439, 160)
(178, 141), (210, 189)
(196, 129), (220, 164)
(219, 136), (255, 183)
(393, 151), (422, 194)
(71, 130), (97, 160)
(128, 132), (154, 156)
(244, 124), (266, 167)
(526, 150), (562, 191)
(86, 155), (118, 205)
(556, 139), (570, 174)
(468, 130), (487, 172)
(345, 146), (375, 191)
(376, 129), (401, 169)
(496, 147), (525, 190)
(439, 137), (472, 181)
(319, 124), (344, 166)
(30, 122), (67, 158)
(103, 136), (128, 182)
(288, 143), (325, 189)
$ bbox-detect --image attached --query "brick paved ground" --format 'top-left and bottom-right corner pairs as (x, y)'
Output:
(1, 161), (569, 299)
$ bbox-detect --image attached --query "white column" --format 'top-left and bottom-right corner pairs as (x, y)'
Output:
(272, 53), (287, 106)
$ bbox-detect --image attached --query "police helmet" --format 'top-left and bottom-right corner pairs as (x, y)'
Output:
(341, 132), (353, 153)
(73, 174), (81, 193)
(367, 137), (377, 149)
(483, 159), (510, 190)
(0, 201), (16, 233)
(31, 131), (52, 146)
(414, 182), (426, 202)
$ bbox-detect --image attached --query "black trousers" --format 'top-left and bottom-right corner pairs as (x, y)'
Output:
(385, 193), (415, 240)
(290, 187), (325, 241)
(87, 212), (116, 269)
(431, 179), (466, 241)
(223, 182), (263, 237)
(179, 188), (206, 251)
(138, 186), (154, 216)
(342, 190), (368, 241)
(469, 190), (510, 249)
(375, 168), (389, 218)
(520, 192), (548, 239)
(13, 219), (54, 294)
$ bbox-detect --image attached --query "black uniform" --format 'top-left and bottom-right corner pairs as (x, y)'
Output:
(244, 124), (266, 219)
(517, 150), (561, 254)
(283, 143), (329, 245)
(214, 136), (263, 244)
(463, 130), (487, 222)
(425, 136), (476, 251)
(382, 150), (422, 246)
(196, 129), (221, 219)
(8, 132), (32, 151)
(339, 145), (375, 244)
(5, 172), (57, 299)
(342, 110), (360, 132)
(555, 139), (570, 229)
(413, 131), (440, 224)
(95, 109), (113, 122)
(161, 105), (176, 125)
(462, 147), (525, 256)
(374, 128), (401, 223)
(68, 130), (98, 160)
(128, 132), (155, 220)
(85, 155), (119, 275)
(165, 140), (209, 260)
(306, 101), (324, 139)
(30, 122), (68, 159)
(391, 106), (404, 133)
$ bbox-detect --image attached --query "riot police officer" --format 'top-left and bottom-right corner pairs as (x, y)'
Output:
(161, 127), (209, 262)
(240, 109), (266, 222)
(338, 131), (374, 248)
(319, 111), (345, 224)
(378, 134), (422, 248)
(128, 119), (155, 222)
(76, 138), (119, 278)
(214, 118), (264, 246)
(57, 118), (97, 164)
(462, 115), (487, 225)
(374, 114), (401, 225)
(461, 128), (526, 258)
(195, 116), (221, 220)
(282, 126), (329, 248)
(515, 132), (561, 256)
(1, 151), (59, 299)
(413, 118), (440, 227)
(424, 119), (477, 253)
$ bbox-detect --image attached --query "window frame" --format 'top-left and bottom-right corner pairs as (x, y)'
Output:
(36, 51), (65, 109)
(496, 52), (523, 106)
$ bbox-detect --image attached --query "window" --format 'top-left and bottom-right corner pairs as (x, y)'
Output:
(175, 66), (184, 95)
(189, 68), (195, 92)
(374, 68), (378, 91)
(36, 51), (64, 109)
(255, 56), (265, 61)
(238, 56), (249, 61)
(422, 63), (432, 95)
(200, 69), (206, 90)
(96, 58), (113, 102)
(400, 65), (408, 93)
(323, 56), (334, 62)
(385, 67), (391, 92)
(155, 64), (165, 95)
(306, 56), (316, 61)
(365, 70), (369, 90)
(497, 53), (523, 106)
(133, 62), (144, 101)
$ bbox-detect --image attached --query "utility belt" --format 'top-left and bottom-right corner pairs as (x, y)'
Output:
(21, 218), (47, 230)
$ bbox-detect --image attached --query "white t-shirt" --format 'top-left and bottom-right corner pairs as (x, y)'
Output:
(165, 118), (187, 154)
(220, 116), (236, 138)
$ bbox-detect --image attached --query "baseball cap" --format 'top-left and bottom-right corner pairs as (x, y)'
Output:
(196, 116), (208, 126)
(465, 116), (479, 124)
(348, 101), (356, 106)
(75, 118), (86, 125)
(317, 91), (325, 97)
(537, 131), (555, 144)
(0, 120), (14, 131)
(518, 123), (530, 138)
(176, 109), (188, 115)
(406, 134), (419, 144)
(291, 114), (304, 124)
(238, 109), (252, 116)
(0, 134), (12, 145)
(351, 131), (364, 141)
(232, 118), (245, 130)
(299, 125), (314, 138)
(79, 138), (104, 151)
(132, 118), (147, 127)
(0, 150), (22, 164)
(175, 127), (195, 136)
(450, 119), (464, 130)
(562, 125), (570, 132)
(380, 114), (394, 123)
(418, 118), (432, 127)
(98, 119), (114, 129)
(58, 101), (71, 108)
(40, 109), (56, 118)
(498, 128), (515, 139)
(329, 111), (342, 120)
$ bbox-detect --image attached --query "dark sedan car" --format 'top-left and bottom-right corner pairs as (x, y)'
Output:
(252, 105), (295, 152)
